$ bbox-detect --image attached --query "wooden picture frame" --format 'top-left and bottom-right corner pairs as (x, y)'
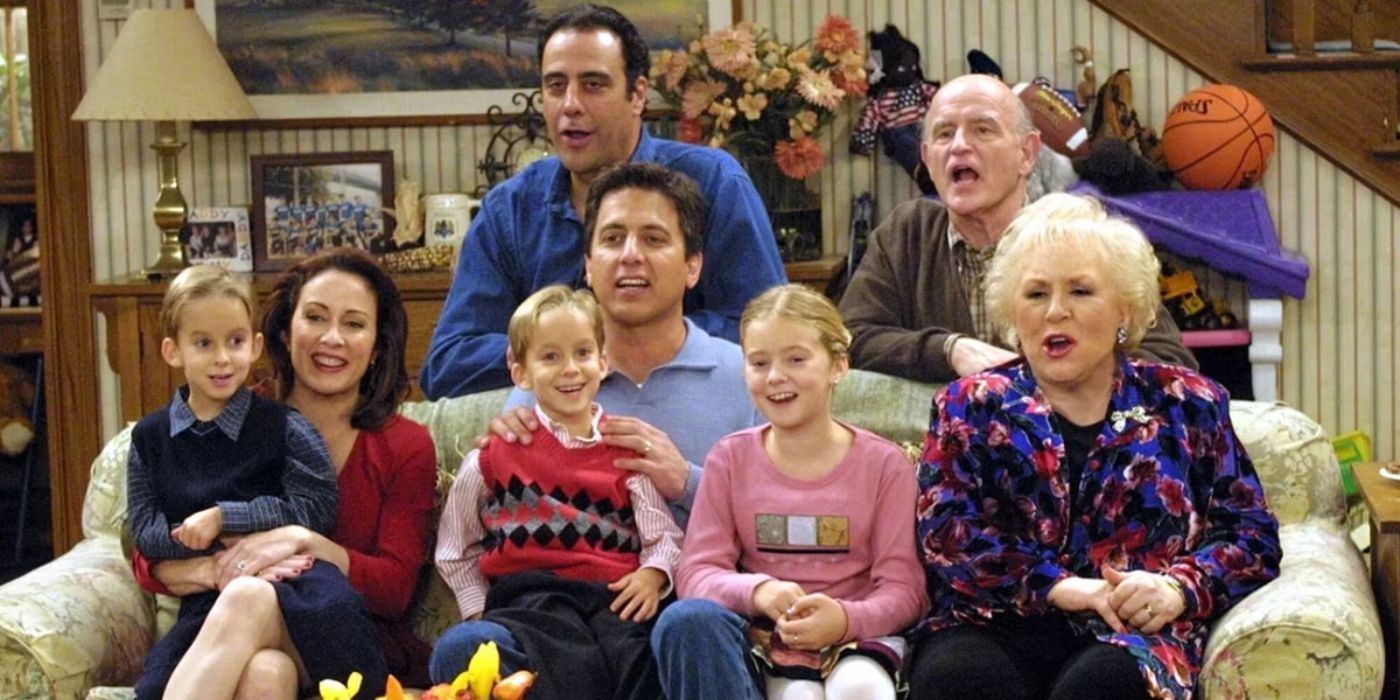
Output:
(249, 151), (398, 272)
(190, 0), (733, 126)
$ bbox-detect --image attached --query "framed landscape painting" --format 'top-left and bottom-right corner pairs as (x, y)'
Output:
(191, 0), (732, 123)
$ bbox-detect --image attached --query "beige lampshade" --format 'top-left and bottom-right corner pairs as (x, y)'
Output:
(72, 9), (256, 122)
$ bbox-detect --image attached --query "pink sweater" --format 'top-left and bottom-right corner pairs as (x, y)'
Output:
(676, 424), (929, 643)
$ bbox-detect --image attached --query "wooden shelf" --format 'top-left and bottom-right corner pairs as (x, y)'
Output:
(0, 307), (42, 355)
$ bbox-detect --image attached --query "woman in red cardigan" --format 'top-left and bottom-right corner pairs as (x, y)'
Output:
(131, 248), (437, 697)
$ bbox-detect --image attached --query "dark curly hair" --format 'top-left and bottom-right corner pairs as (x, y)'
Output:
(261, 247), (409, 430)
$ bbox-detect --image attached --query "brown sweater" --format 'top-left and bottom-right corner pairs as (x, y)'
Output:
(839, 198), (1197, 383)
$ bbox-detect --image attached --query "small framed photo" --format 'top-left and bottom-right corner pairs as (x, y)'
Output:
(250, 151), (398, 272)
(0, 203), (39, 306)
(182, 207), (251, 271)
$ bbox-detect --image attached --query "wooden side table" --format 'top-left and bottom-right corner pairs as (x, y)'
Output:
(784, 256), (846, 299)
(1354, 462), (1400, 700)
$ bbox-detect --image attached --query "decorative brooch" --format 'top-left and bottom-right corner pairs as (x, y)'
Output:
(1110, 405), (1151, 432)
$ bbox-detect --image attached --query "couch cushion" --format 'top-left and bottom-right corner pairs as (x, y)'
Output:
(833, 370), (941, 446)
(1228, 400), (1346, 527)
(82, 427), (133, 541)
(399, 388), (512, 486)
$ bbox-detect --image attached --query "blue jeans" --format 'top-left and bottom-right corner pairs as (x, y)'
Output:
(429, 620), (528, 684)
(651, 599), (763, 700)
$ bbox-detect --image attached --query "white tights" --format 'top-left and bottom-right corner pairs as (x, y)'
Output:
(764, 655), (895, 700)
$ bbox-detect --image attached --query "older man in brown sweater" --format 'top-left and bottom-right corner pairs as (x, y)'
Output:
(840, 75), (1194, 382)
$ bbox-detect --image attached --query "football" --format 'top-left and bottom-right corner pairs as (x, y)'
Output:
(1012, 81), (1091, 158)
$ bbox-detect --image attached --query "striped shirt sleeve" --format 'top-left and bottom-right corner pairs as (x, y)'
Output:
(627, 473), (684, 597)
(218, 411), (339, 535)
(126, 442), (204, 560)
(436, 449), (493, 620)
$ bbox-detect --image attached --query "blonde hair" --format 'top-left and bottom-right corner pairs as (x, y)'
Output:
(160, 264), (255, 338)
(984, 193), (1160, 350)
(740, 284), (851, 361)
(508, 285), (605, 362)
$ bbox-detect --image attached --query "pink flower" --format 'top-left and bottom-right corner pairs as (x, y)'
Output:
(660, 50), (689, 91)
(775, 136), (824, 179)
(815, 15), (860, 58)
(797, 70), (844, 110)
(681, 79), (726, 119)
(703, 26), (757, 77)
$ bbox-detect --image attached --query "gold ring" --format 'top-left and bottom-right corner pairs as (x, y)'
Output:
(643, 439), (653, 455)
(1144, 604), (1155, 617)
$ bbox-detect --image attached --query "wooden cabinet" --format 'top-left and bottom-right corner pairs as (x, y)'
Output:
(91, 271), (452, 424)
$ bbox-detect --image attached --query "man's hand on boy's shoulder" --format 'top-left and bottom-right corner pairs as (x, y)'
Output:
(607, 567), (668, 623)
(476, 405), (539, 449)
(602, 416), (688, 500)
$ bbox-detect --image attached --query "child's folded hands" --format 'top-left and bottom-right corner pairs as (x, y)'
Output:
(776, 593), (849, 651)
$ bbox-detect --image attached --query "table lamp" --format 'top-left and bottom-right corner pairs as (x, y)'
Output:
(72, 9), (256, 277)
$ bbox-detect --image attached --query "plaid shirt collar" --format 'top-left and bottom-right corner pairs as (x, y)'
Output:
(168, 385), (252, 441)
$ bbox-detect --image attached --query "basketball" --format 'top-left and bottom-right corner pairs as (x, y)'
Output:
(1162, 84), (1275, 190)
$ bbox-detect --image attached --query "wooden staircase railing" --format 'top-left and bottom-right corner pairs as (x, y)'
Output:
(1091, 0), (1400, 207)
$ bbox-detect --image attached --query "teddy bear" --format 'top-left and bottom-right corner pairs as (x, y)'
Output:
(849, 24), (940, 193)
(0, 360), (36, 457)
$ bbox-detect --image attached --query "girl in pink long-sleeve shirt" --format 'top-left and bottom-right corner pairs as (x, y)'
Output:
(659, 285), (928, 700)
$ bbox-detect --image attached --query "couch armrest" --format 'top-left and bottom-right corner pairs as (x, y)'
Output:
(0, 538), (155, 700)
(1199, 523), (1382, 699)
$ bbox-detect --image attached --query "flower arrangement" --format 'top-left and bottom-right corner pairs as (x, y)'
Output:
(650, 15), (867, 180)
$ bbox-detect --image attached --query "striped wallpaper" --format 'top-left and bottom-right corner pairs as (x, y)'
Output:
(83, 1), (1400, 458)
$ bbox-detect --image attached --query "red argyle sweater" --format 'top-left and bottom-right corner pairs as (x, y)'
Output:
(477, 428), (641, 583)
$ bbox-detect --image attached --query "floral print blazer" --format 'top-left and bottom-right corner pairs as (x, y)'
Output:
(916, 357), (1281, 699)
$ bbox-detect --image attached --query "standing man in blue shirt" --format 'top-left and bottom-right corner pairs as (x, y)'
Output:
(421, 3), (787, 399)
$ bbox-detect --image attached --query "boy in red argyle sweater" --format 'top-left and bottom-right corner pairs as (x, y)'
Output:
(434, 284), (683, 700)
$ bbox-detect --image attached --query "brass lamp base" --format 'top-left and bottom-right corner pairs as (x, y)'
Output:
(142, 228), (188, 279)
(142, 120), (190, 280)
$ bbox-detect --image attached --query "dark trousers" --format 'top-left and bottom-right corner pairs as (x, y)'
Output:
(907, 614), (1148, 700)
(483, 570), (666, 700)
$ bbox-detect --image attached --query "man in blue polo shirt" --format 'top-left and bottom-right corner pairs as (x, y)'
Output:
(421, 3), (786, 399)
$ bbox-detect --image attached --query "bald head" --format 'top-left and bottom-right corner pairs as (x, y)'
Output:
(923, 74), (1035, 143)
(919, 73), (1042, 244)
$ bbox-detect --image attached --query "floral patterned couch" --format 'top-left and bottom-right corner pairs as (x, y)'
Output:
(0, 371), (1382, 699)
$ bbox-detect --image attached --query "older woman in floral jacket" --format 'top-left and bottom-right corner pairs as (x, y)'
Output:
(908, 194), (1280, 700)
